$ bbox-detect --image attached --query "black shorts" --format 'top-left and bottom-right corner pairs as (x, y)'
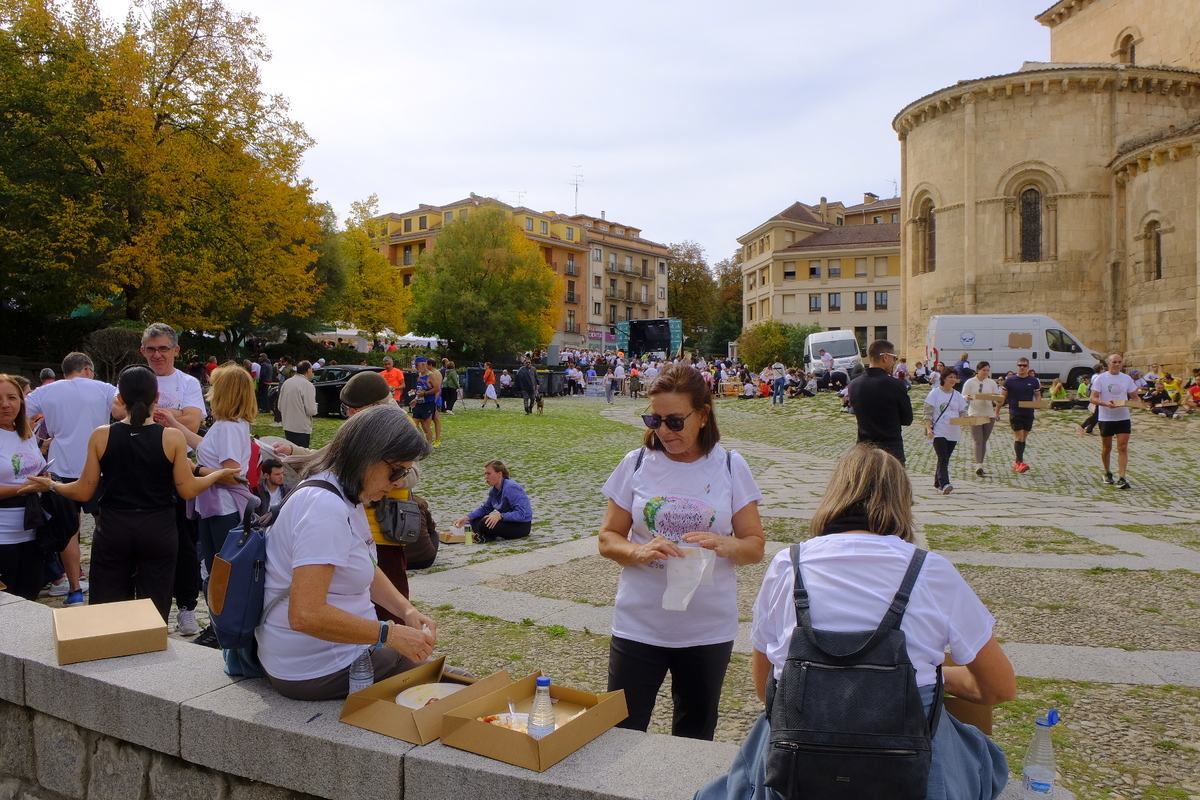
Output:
(1009, 415), (1034, 432)
(1098, 419), (1132, 438)
(412, 401), (436, 420)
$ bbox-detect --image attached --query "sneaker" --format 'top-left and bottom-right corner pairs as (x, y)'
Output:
(941, 484), (953, 495)
(433, 440), (442, 448)
(177, 608), (201, 636)
(1104, 471), (1115, 485)
(193, 626), (221, 649)
(472, 530), (488, 544)
(1117, 476), (1131, 490)
(48, 578), (89, 597)
(443, 410), (455, 416)
(974, 465), (985, 477)
(1016, 462), (1030, 473)
(63, 590), (85, 607)
(1076, 424), (1086, 436)
(1012, 462), (1021, 473)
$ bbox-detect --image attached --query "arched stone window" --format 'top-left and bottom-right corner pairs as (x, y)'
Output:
(1119, 34), (1136, 65)
(1145, 221), (1162, 280)
(918, 198), (936, 274)
(1020, 187), (1042, 262)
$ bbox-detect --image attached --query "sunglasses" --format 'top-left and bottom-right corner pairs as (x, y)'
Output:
(389, 465), (412, 483)
(641, 410), (696, 432)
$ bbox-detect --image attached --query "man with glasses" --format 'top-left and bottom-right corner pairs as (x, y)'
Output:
(847, 340), (913, 464)
(1090, 353), (1139, 489)
(999, 358), (1041, 473)
(141, 323), (207, 636)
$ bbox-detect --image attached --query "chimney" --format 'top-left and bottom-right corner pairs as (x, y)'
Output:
(600, 211), (606, 220)
(864, 192), (878, 205)
(819, 197), (828, 223)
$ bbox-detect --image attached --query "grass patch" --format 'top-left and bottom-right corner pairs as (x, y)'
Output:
(1115, 523), (1200, 553)
(924, 524), (1123, 555)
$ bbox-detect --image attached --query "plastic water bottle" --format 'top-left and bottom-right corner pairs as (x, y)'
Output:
(348, 648), (374, 695)
(527, 675), (556, 739)
(1022, 709), (1059, 798)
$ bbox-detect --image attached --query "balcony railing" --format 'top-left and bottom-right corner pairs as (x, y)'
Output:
(565, 322), (580, 333)
(605, 263), (619, 274)
(606, 288), (633, 301)
(565, 292), (579, 304)
(565, 264), (578, 276)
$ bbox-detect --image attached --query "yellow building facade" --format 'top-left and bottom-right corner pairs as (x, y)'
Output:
(738, 198), (902, 351)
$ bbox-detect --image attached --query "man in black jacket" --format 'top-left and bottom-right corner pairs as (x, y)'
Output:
(516, 358), (540, 415)
(847, 339), (913, 463)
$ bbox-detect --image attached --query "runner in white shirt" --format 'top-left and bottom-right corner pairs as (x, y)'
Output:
(1089, 353), (1140, 489)
(25, 352), (121, 602)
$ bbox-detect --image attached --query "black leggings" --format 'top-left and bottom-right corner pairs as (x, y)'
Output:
(469, 518), (531, 541)
(91, 506), (178, 621)
(0, 539), (43, 601)
(442, 388), (458, 412)
(173, 497), (200, 611)
(607, 636), (733, 741)
(933, 437), (957, 489)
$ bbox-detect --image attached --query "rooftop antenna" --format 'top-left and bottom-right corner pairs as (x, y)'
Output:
(570, 167), (584, 215)
(512, 190), (526, 207)
(888, 178), (898, 197)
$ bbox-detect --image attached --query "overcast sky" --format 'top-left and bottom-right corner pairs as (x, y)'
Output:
(96, 0), (1053, 265)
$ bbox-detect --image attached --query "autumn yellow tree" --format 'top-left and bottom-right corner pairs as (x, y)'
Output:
(407, 206), (563, 360)
(333, 195), (409, 336)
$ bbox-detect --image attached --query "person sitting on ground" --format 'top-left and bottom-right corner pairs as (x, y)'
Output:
(697, 444), (1014, 800)
(256, 405), (441, 701)
(740, 380), (757, 399)
(913, 361), (929, 384)
(1074, 373), (1093, 408)
(1048, 378), (1072, 410)
(1146, 380), (1180, 417)
(1183, 380), (1200, 413)
(454, 460), (533, 543)
(1162, 373), (1183, 404)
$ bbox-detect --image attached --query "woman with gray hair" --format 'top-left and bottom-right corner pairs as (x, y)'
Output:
(255, 405), (439, 700)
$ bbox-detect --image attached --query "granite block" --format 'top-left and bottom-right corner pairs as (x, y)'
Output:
(181, 678), (411, 800)
(1002, 643), (1162, 684)
(0, 701), (34, 781)
(0, 600), (56, 704)
(23, 636), (239, 757)
(87, 737), (149, 800)
(33, 713), (88, 799)
(405, 727), (740, 800)
(1130, 650), (1200, 687)
(148, 752), (224, 800)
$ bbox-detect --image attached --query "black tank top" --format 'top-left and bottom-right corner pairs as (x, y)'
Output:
(98, 423), (176, 510)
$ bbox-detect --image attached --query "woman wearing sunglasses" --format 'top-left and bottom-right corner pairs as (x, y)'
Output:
(255, 405), (440, 700)
(598, 363), (765, 740)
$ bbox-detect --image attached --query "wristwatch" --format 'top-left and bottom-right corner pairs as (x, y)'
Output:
(375, 620), (390, 649)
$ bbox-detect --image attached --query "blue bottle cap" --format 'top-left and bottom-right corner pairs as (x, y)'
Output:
(1036, 709), (1059, 727)
(536, 676), (551, 687)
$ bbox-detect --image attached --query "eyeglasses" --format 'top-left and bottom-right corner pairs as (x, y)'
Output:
(142, 345), (175, 354)
(641, 410), (696, 432)
(389, 465), (412, 483)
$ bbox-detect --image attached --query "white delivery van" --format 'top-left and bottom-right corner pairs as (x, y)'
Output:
(926, 315), (1104, 388)
(803, 330), (865, 380)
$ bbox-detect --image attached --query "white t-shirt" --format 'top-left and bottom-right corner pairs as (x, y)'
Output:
(155, 369), (205, 414)
(256, 471), (376, 681)
(249, 363), (260, 380)
(743, 382), (757, 397)
(0, 429), (46, 544)
(601, 445), (762, 648)
(196, 420), (251, 516)
(751, 534), (994, 687)
(925, 386), (968, 441)
(820, 352), (834, 370)
(1092, 372), (1138, 422)
(961, 376), (999, 419)
(25, 377), (118, 479)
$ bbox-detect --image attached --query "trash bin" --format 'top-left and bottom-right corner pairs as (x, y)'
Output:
(538, 370), (567, 396)
(465, 367), (486, 399)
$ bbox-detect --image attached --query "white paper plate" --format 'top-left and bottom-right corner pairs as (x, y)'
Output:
(395, 682), (465, 708)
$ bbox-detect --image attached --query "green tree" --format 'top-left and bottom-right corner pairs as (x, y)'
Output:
(738, 320), (821, 370)
(666, 240), (716, 343)
(407, 206), (563, 360)
(705, 250), (744, 356)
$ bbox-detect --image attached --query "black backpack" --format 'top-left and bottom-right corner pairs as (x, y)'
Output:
(764, 544), (942, 799)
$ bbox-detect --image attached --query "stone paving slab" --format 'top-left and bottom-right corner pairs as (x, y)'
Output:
(938, 550), (1200, 571)
(1001, 643), (1200, 686)
(0, 590), (25, 607)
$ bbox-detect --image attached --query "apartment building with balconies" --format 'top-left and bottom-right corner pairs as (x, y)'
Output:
(738, 195), (901, 352)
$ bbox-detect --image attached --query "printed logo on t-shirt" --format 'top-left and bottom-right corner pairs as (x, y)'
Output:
(642, 496), (717, 542)
(11, 452), (40, 479)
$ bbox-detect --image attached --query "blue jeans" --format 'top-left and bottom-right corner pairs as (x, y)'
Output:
(772, 378), (786, 404)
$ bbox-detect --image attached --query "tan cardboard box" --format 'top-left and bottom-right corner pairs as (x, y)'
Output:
(438, 530), (466, 544)
(441, 672), (628, 772)
(340, 657), (511, 745)
(53, 598), (168, 665)
(942, 654), (994, 735)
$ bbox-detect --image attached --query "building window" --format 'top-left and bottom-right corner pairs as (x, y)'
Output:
(658, 261), (666, 274)
(828, 259), (841, 278)
(760, 267), (769, 285)
(403, 245), (413, 266)
(460, 208), (468, 219)
(809, 294), (821, 312)
(593, 275), (601, 288)
(402, 273), (412, 287)
(854, 327), (868, 351)
(566, 227), (574, 241)
(417, 243), (425, 255)
(600, 224), (608, 232)
(875, 257), (889, 277)
(1020, 187), (1042, 262)
(873, 216), (881, 224)
(874, 291), (888, 310)
(855, 292), (868, 311)
(875, 326), (888, 342)
(828, 293), (841, 311)
(760, 299), (769, 318)
(747, 276), (756, 291)
(919, 198), (936, 274)
(609, 305), (617, 323)
(567, 309), (576, 329)
(616, 227), (625, 235)
(444, 211), (453, 223)
(541, 220), (549, 235)
(566, 254), (575, 274)
(418, 215), (427, 230)
(642, 309), (649, 319)
(809, 261), (821, 279)
(626, 306), (633, 321)
(836, 217), (844, 226)
(404, 218), (412, 233)
(1146, 221), (1163, 280)
(593, 247), (602, 262)
(658, 287), (666, 299)
(525, 217), (534, 231)
(855, 258), (867, 277)
(1119, 34), (1136, 65)
(783, 262), (796, 280)
(782, 294), (796, 314)
(891, 213), (898, 223)
(626, 256), (634, 271)
(594, 302), (602, 315)
(746, 303), (755, 321)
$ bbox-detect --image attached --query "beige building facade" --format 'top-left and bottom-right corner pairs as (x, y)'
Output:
(894, 0), (1200, 374)
(738, 197), (902, 350)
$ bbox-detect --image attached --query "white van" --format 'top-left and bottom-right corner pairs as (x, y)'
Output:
(926, 315), (1104, 388)
(803, 330), (865, 380)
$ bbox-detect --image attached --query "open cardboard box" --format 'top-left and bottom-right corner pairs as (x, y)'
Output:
(441, 671), (628, 772)
(439, 529), (466, 544)
(942, 653), (994, 735)
(340, 657), (511, 745)
(53, 598), (168, 665)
